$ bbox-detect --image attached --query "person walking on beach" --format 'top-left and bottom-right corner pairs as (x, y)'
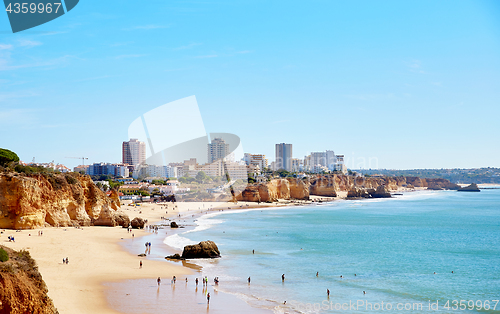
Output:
(157, 277), (161, 286)
(196, 278), (199, 285)
(248, 277), (251, 283)
(207, 292), (210, 304)
(140, 260), (142, 268)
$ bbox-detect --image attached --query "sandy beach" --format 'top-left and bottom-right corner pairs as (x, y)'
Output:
(0, 188), (418, 313)
(0, 200), (295, 314)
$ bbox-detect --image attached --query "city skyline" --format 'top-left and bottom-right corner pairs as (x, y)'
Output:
(1, 1), (499, 169)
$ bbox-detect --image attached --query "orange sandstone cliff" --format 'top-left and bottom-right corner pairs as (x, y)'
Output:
(0, 172), (128, 230)
(0, 246), (58, 314)
(237, 175), (459, 202)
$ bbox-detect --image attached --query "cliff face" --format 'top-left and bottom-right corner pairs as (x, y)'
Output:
(236, 174), (459, 202)
(236, 178), (310, 202)
(0, 246), (58, 314)
(0, 173), (125, 229)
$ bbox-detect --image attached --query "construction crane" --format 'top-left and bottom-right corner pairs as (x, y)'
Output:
(65, 157), (89, 166)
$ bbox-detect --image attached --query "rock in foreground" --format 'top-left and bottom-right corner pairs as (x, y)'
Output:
(130, 217), (145, 229)
(0, 246), (59, 314)
(181, 241), (220, 259)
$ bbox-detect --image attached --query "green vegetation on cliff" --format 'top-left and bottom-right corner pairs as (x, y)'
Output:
(0, 148), (19, 166)
(0, 246), (58, 313)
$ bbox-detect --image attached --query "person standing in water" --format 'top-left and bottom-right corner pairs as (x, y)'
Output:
(282, 274), (285, 281)
(207, 292), (210, 304)
(157, 277), (161, 286)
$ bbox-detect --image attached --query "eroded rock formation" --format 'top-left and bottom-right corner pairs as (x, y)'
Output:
(130, 217), (146, 229)
(0, 246), (59, 314)
(0, 172), (126, 229)
(458, 183), (481, 192)
(181, 240), (220, 259)
(236, 174), (459, 202)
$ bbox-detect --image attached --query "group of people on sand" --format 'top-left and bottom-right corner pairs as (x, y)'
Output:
(62, 257), (69, 264)
(7, 235), (15, 242)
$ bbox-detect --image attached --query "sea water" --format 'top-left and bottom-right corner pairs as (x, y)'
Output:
(164, 189), (500, 313)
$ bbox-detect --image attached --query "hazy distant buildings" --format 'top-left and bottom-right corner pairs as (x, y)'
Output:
(304, 150), (347, 174)
(275, 143), (292, 171)
(291, 158), (303, 172)
(122, 139), (146, 168)
(87, 163), (129, 177)
(243, 153), (268, 172)
(208, 138), (230, 163)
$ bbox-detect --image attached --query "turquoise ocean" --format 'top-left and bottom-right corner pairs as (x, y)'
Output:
(164, 189), (500, 313)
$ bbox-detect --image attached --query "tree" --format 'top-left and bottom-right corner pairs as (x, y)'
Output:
(196, 171), (209, 183)
(276, 169), (291, 178)
(0, 148), (19, 166)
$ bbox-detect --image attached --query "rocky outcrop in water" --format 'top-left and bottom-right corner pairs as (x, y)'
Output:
(0, 246), (59, 314)
(0, 172), (126, 229)
(181, 241), (220, 259)
(458, 183), (481, 192)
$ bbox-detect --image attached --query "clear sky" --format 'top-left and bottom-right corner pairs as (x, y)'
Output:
(1, 0), (499, 170)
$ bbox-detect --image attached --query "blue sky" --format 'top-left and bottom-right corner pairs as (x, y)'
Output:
(1, 0), (499, 170)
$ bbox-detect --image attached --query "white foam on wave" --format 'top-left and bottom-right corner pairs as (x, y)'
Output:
(162, 234), (197, 250)
(184, 212), (225, 234)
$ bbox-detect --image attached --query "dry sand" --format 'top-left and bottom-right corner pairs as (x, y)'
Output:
(0, 201), (287, 314)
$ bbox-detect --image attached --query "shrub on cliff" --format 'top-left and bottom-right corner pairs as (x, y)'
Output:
(0, 248), (9, 262)
(65, 173), (79, 185)
(0, 148), (19, 166)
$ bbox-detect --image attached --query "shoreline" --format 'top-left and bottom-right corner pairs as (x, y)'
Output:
(1, 188), (436, 313)
(0, 200), (291, 313)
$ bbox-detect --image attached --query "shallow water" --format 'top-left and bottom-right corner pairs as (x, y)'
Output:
(170, 190), (500, 313)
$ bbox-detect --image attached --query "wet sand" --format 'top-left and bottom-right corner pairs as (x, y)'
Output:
(0, 201), (283, 313)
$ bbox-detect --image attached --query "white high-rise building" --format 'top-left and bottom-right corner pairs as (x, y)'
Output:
(291, 158), (303, 172)
(122, 139), (146, 167)
(243, 153), (268, 171)
(275, 143), (292, 171)
(208, 138), (230, 163)
(325, 150), (337, 170)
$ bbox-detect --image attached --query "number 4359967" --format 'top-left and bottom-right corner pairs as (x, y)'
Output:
(6, 2), (62, 14)
(444, 300), (499, 311)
